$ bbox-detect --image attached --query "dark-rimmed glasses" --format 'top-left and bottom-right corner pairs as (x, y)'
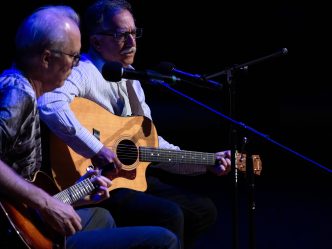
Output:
(50, 50), (81, 67)
(96, 28), (143, 43)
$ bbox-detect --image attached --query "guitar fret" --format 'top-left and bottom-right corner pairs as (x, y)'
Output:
(65, 189), (74, 203)
(72, 182), (84, 201)
(54, 190), (71, 204)
(53, 178), (95, 205)
(139, 147), (215, 165)
(70, 185), (79, 202)
(70, 185), (78, 201)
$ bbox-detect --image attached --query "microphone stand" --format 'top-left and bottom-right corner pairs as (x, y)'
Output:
(204, 48), (288, 80)
(150, 48), (332, 249)
(225, 65), (240, 249)
(204, 48), (286, 249)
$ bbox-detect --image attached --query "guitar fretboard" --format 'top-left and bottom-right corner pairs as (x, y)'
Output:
(53, 178), (95, 204)
(139, 147), (215, 165)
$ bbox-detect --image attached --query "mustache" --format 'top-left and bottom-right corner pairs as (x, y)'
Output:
(120, 47), (136, 55)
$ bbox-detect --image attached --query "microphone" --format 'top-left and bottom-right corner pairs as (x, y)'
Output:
(102, 61), (180, 84)
(156, 62), (223, 89)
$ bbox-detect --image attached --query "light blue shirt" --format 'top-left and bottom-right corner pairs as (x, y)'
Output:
(38, 52), (179, 158)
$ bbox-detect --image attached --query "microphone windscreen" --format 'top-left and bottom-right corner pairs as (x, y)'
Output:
(155, 61), (175, 75)
(102, 61), (123, 82)
(281, 48), (288, 55)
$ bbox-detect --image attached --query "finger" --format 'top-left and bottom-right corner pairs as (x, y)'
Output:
(98, 176), (112, 187)
(65, 221), (77, 236)
(67, 207), (82, 231)
(113, 157), (122, 170)
(219, 157), (227, 166)
(101, 176), (112, 186)
(91, 186), (110, 202)
(70, 217), (82, 232)
(98, 185), (110, 198)
(51, 221), (67, 236)
(80, 169), (98, 180)
(219, 158), (231, 172)
(215, 152), (224, 159)
(72, 209), (82, 224)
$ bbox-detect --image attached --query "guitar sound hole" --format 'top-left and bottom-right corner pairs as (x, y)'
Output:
(117, 139), (138, 165)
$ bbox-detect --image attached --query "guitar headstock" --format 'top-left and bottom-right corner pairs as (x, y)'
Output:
(236, 151), (262, 176)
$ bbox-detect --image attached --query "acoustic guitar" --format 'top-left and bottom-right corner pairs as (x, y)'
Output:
(0, 170), (97, 249)
(50, 97), (262, 192)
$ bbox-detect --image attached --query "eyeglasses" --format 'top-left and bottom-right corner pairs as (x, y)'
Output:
(96, 28), (143, 43)
(50, 50), (81, 67)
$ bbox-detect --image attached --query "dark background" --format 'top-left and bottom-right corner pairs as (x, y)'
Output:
(1, 1), (331, 249)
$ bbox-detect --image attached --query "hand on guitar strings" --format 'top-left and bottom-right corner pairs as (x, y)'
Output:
(208, 150), (232, 176)
(37, 196), (82, 236)
(91, 145), (122, 174)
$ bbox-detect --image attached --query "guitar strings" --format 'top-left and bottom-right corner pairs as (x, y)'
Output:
(107, 143), (215, 164)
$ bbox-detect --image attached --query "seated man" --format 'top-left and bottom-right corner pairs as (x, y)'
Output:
(38, 0), (231, 248)
(0, 5), (179, 249)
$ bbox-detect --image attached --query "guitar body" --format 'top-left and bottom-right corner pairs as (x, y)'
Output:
(50, 97), (158, 192)
(0, 171), (65, 249)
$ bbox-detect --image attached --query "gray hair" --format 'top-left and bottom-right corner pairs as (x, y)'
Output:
(84, 0), (133, 35)
(15, 5), (80, 68)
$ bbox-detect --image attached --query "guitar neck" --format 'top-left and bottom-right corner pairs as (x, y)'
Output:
(139, 147), (215, 165)
(53, 178), (95, 204)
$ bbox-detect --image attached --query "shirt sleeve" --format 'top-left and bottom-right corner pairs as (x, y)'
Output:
(0, 87), (33, 155)
(38, 63), (103, 158)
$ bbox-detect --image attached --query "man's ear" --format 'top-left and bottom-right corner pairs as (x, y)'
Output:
(41, 49), (52, 68)
(90, 35), (102, 52)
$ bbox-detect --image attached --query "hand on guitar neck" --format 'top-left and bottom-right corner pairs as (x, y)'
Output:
(207, 150), (232, 176)
(0, 170), (112, 249)
(74, 167), (112, 206)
